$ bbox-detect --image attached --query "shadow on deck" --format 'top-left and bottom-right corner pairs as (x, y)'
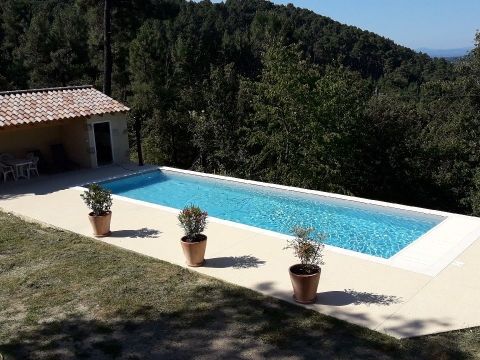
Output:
(0, 164), (156, 200)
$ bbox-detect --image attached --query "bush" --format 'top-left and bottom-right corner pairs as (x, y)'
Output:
(178, 205), (208, 241)
(285, 226), (326, 274)
(80, 184), (112, 216)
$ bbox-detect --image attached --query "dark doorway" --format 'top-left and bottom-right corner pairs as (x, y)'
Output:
(93, 122), (113, 166)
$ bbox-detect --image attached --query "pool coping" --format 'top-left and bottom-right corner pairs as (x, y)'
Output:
(75, 166), (480, 277)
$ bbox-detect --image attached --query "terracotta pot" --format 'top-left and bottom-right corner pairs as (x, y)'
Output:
(88, 211), (112, 237)
(289, 264), (321, 304)
(180, 234), (207, 267)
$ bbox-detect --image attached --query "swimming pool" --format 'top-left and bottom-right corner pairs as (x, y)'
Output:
(101, 169), (445, 259)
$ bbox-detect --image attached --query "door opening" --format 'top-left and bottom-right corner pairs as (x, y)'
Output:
(93, 122), (113, 166)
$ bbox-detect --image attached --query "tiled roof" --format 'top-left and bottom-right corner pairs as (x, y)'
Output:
(0, 85), (130, 129)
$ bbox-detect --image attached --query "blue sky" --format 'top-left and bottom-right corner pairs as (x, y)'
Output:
(211, 0), (479, 50)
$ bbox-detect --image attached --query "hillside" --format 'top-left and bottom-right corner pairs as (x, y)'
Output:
(1, 0), (480, 216)
(0, 0), (452, 92)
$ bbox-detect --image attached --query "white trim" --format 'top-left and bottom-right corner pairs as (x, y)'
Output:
(73, 166), (480, 276)
(91, 120), (115, 167)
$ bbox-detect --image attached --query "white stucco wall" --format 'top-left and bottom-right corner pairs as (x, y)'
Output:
(86, 113), (130, 167)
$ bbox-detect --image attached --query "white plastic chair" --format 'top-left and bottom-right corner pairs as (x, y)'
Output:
(0, 162), (16, 182)
(0, 153), (14, 163)
(27, 156), (39, 178)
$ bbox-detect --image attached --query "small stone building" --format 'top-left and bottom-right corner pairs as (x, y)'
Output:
(0, 85), (130, 169)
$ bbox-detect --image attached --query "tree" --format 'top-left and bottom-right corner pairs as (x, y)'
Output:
(240, 42), (370, 193)
(128, 19), (177, 165)
(17, 1), (93, 87)
(103, 0), (112, 95)
(240, 43), (321, 185)
(191, 63), (243, 173)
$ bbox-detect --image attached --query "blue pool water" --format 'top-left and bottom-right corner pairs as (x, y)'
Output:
(101, 170), (444, 258)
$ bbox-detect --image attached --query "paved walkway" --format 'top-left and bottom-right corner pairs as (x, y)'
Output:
(1, 165), (480, 338)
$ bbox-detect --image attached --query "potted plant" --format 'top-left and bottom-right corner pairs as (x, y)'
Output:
(80, 183), (113, 237)
(178, 204), (208, 267)
(285, 226), (326, 304)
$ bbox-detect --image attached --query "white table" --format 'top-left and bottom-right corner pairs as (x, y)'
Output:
(4, 159), (33, 180)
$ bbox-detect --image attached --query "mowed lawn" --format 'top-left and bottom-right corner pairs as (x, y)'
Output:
(0, 211), (479, 360)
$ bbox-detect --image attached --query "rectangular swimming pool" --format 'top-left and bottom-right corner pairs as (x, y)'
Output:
(101, 169), (445, 259)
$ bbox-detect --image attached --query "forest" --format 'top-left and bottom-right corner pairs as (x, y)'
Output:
(1, 0), (480, 216)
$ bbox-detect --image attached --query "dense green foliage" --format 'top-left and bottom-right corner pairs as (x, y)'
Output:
(286, 226), (325, 274)
(1, 0), (479, 215)
(80, 184), (113, 216)
(178, 204), (208, 240)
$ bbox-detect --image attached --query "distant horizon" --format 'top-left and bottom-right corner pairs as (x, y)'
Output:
(417, 46), (473, 58)
(208, 0), (479, 50)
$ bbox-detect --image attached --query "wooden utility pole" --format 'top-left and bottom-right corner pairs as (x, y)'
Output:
(103, 0), (112, 96)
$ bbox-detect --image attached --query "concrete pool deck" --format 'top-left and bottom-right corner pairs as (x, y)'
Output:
(1, 165), (480, 339)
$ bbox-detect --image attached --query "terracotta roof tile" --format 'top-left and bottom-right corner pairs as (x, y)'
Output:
(0, 85), (129, 129)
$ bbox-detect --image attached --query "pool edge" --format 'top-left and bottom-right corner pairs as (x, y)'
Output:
(75, 166), (480, 277)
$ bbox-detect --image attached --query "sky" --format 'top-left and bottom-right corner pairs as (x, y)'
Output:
(211, 0), (480, 50)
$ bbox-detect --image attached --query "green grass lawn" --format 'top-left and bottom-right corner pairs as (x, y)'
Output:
(0, 211), (479, 359)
